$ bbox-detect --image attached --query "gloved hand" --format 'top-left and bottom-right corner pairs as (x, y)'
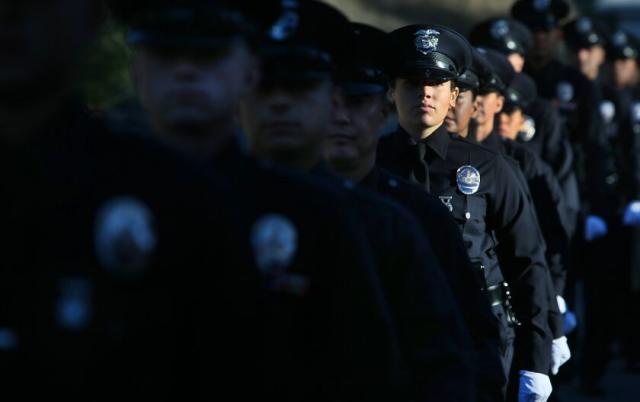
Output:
(550, 336), (571, 375)
(519, 370), (552, 402)
(563, 310), (577, 334)
(584, 215), (608, 241)
(623, 201), (640, 226)
(556, 295), (567, 314)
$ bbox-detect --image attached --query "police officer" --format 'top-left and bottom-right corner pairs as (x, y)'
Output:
(118, 1), (475, 400)
(451, 49), (571, 382)
(324, 23), (505, 402)
(0, 0), (249, 400)
(377, 24), (554, 402)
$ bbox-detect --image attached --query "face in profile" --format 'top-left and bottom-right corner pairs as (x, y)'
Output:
(445, 89), (477, 136)
(498, 107), (525, 140)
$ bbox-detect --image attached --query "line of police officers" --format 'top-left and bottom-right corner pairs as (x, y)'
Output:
(0, 0), (637, 401)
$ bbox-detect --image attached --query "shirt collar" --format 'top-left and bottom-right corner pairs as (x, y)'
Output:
(421, 123), (450, 160)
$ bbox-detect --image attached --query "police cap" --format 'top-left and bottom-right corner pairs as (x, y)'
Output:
(511, 0), (570, 31)
(563, 17), (608, 50)
(456, 48), (490, 92)
(109, 0), (279, 49)
(476, 47), (515, 95)
(386, 24), (472, 82)
(260, 0), (354, 83)
(505, 73), (538, 110)
(607, 29), (640, 60)
(337, 23), (388, 96)
(469, 18), (533, 56)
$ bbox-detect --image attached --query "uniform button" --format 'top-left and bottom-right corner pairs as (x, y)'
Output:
(465, 212), (471, 220)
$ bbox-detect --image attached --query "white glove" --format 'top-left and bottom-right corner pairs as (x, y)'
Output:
(623, 201), (640, 226)
(550, 336), (571, 375)
(556, 295), (567, 314)
(519, 370), (552, 402)
(584, 215), (608, 241)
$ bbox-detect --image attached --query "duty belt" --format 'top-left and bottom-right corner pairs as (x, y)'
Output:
(476, 264), (521, 328)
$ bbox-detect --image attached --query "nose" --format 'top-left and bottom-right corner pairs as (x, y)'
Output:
(421, 84), (434, 99)
(174, 61), (200, 82)
(332, 90), (351, 125)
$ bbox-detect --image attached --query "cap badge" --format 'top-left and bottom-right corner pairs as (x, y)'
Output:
(491, 20), (510, 39)
(270, 1), (300, 41)
(415, 29), (440, 55)
(456, 165), (481, 195)
(613, 31), (627, 47)
(577, 17), (592, 33)
(533, 0), (551, 11)
(556, 81), (574, 103)
(95, 197), (157, 279)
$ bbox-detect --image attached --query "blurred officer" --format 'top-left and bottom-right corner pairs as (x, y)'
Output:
(377, 24), (553, 402)
(237, 4), (476, 401)
(578, 28), (640, 395)
(325, 23), (505, 402)
(0, 1), (249, 400)
(511, 0), (571, 94)
(115, 1), (447, 400)
(469, 16), (580, 240)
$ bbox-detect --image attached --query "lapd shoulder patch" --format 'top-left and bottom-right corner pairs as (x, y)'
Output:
(456, 165), (481, 195)
(94, 196), (157, 279)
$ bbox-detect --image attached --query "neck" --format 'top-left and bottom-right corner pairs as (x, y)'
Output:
(457, 125), (470, 138)
(475, 118), (494, 142)
(261, 146), (322, 174)
(153, 118), (236, 162)
(328, 154), (375, 183)
(402, 120), (444, 142)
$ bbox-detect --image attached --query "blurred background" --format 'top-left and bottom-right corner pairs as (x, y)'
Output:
(85, 0), (640, 110)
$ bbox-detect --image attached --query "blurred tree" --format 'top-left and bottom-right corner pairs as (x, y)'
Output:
(79, 21), (133, 112)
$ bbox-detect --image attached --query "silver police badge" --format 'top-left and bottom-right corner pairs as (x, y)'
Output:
(599, 101), (616, 123)
(415, 29), (440, 55)
(556, 81), (574, 103)
(576, 17), (592, 33)
(520, 115), (537, 142)
(94, 197), (157, 279)
(269, 0), (299, 41)
(456, 166), (481, 195)
(491, 20), (510, 39)
(251, 214), (298, 275)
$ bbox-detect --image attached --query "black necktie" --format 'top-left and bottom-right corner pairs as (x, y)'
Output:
(410, 142), (430, 193)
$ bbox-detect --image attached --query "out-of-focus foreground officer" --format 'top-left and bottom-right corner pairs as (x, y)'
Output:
(324, 23), (504, 402)
(116, 0), (475, 400)
(0, 1), (249, 401)
(377, 24), (553, 402)
(236, 3), (475, 400)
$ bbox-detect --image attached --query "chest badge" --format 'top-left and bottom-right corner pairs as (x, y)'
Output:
(456, 165), (481, 195)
